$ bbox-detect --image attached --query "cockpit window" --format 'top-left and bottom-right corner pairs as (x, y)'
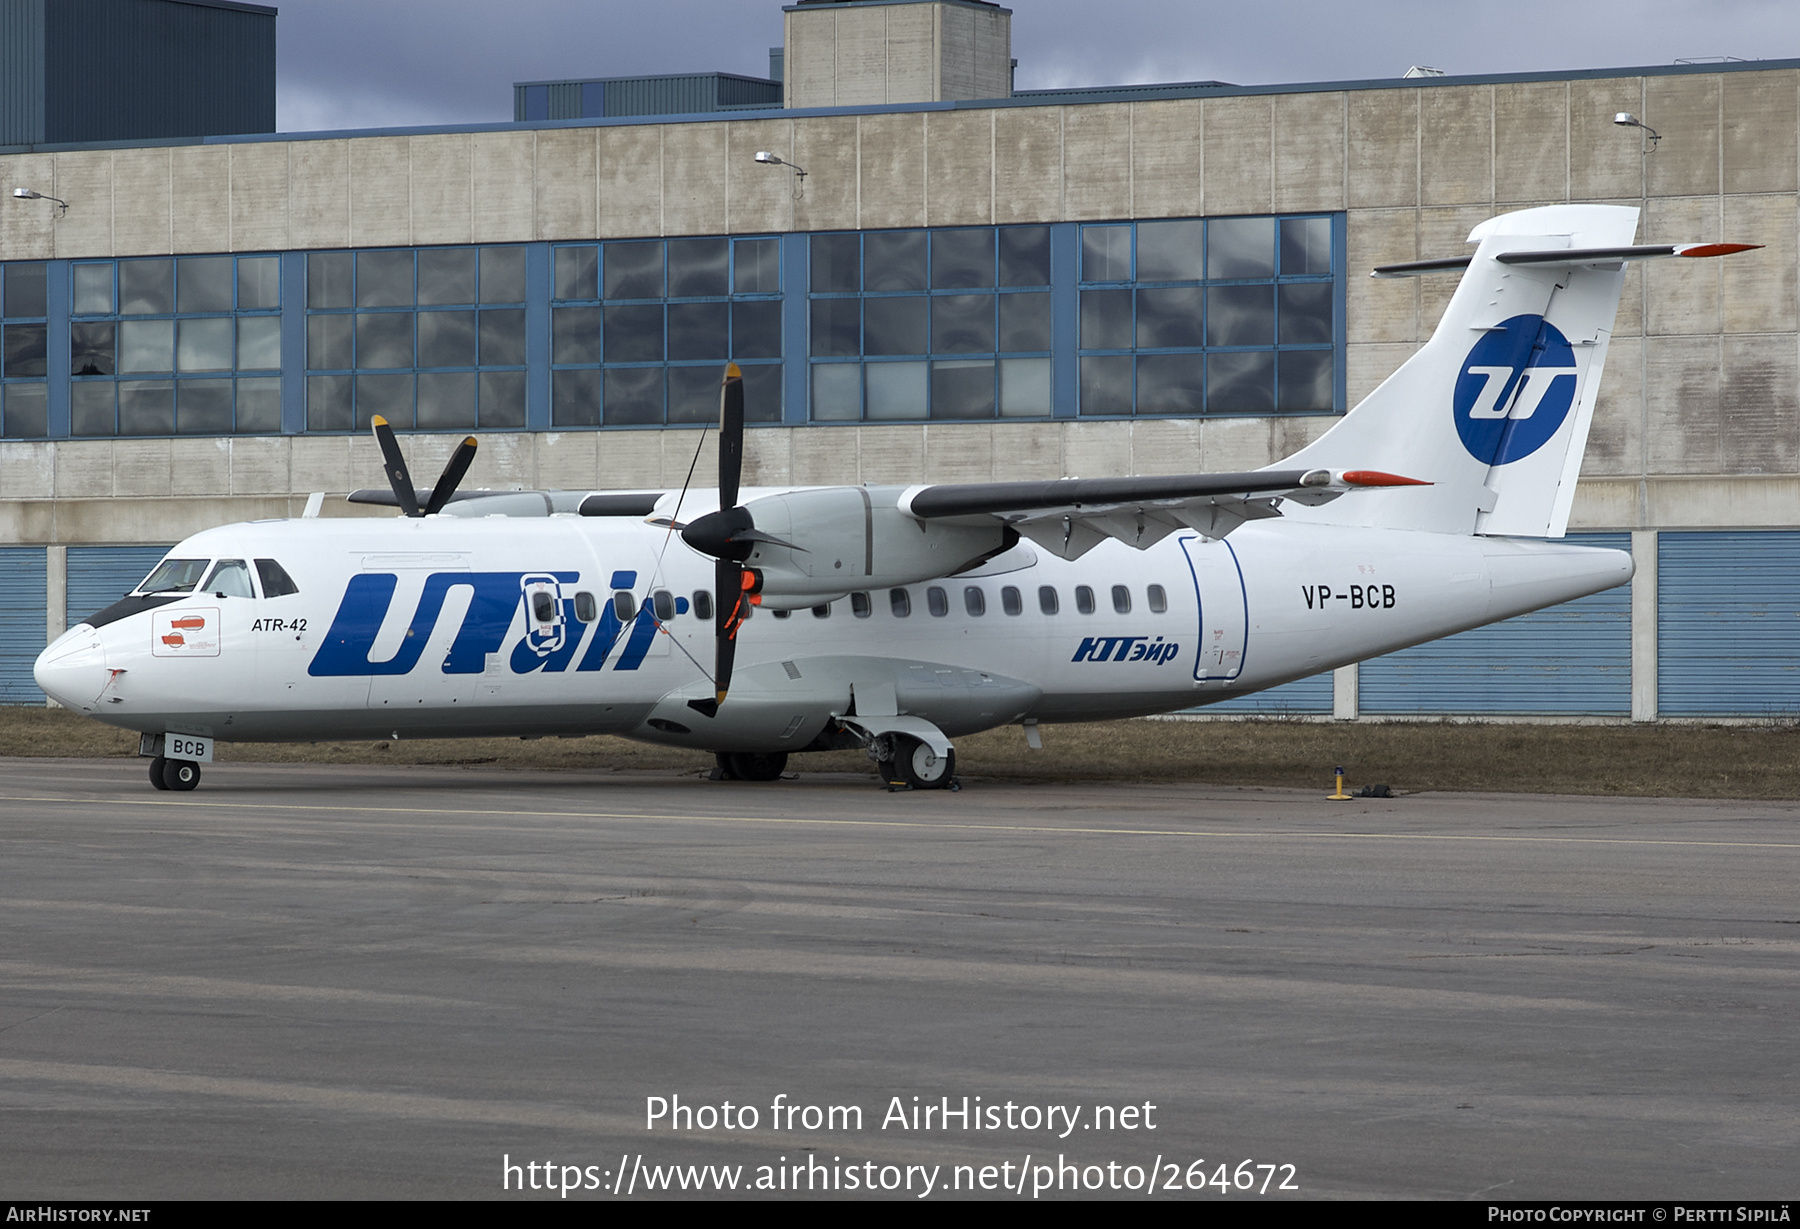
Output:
(136, 558), (209, 595)
(255, 559), (299, 598)
(201, 559), (255, 598)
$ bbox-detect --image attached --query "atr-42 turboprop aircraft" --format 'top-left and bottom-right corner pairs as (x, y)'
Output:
(35, 205), (1755, 791)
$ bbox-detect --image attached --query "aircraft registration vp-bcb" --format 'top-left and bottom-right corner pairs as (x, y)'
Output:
(33, 206), (1756, 792)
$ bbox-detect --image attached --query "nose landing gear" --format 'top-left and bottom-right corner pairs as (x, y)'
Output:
(148, 756), (201, 791)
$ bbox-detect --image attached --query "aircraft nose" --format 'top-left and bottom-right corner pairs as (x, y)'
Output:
(35, 626), (107, 712)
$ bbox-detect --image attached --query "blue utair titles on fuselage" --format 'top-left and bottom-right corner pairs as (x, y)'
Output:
(1071, 635), (1180, 665)
(1452, 313), (1578, 466)
(308, 571), (666, 678)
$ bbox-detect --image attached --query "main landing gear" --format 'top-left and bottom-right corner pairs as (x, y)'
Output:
(148, 756), (201, 791)
(712, 751), (788, 782)
(872, 734), (957, 791)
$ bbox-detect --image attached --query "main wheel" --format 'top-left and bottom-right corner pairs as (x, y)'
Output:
(148, 756), (170, 790)
(896, 738), (954, 790)
(726, 751), (787, 782)
(161, 759), (201, 791)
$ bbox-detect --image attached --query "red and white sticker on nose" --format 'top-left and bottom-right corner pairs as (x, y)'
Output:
(152, 608), (220, 657)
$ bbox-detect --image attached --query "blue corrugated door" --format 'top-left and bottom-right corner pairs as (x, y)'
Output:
(67, 546), (173, 628)
(1360, 533), (1633, 715)
(1659, 531), (1800, 716)
(0, 548), (48, 704)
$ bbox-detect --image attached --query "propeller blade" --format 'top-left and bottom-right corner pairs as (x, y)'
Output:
(690, 559), (751, 718)
(719, 363), (744, 512)
(423, 436), (479, 515)
(370, 415), (420, 518)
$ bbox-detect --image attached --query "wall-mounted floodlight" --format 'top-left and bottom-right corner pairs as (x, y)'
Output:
(12, 187), (67, 214)
(754, 150), (807, 201)
(1613, 112), (1661, 151)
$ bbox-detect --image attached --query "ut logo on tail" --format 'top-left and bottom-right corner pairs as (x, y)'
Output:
(1453, 313), (1578, 465)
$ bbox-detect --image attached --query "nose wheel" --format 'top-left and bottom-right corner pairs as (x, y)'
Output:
(149, 756), (201, 791)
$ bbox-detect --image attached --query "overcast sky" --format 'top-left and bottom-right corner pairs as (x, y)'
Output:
(274, 0), (1800, 133)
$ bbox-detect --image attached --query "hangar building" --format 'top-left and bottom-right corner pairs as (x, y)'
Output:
(1, 0), (1796, 720)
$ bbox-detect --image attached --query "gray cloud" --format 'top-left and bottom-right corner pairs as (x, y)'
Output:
(273, 0), (1800, 132)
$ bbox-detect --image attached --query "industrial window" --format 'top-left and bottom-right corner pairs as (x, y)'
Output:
(550, 236), (783, 427)
(305, 247), (526, 433)
(1, 263), (48, 438)
(808, 225), (1052, 421)
(67, 256), (283, 437)
(1077, 215), (1338, 416)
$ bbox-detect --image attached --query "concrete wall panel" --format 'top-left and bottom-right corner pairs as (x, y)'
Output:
(51, 151), (114, 258)
(1568, 79), (1643, 201)
(1721, 333), (1800, 474)
(1421, 85), (1493, 207)
(409, 134), (473, 247)
(1201, 95), (1272, 216)
(857, 113), (927, 230)
(922, 423), (994, 481)
(1346, 209), (1419, 344)
(1347, 90), (1417, 209)
(228, 436), (289, 497)
(533, 432), (600, 490)
(0, 441), (54, 500)
(289, 140), (350, 251)
(1418, 205), (1492, 331)
(170, 145), (230, 254)
(1722, 71), (1798, 196)
(1721, 194), (1798, 334)
(1271, 92), (1344, 213)
(882, 3), (935, 103)
(727, 119), (797, 235)
(1645, 73), (1721, 200)
(788, 424), (854, 484)
(993, 106), (1062, 224)
(229, 141), (289, 252)
(287, 436), (354, 495)
(1063, 420), (1129, 476)
(1346, 342), (1418, 407)
(1645, 196), (1722, 337)
(1643, 475), (1800, 529)
(1128, 418), (1200, 475)
(471, 132), (536, 244)
(741, 422), (793, 485)
(597, 124), (664, 240)
(111, 438), (170, 497)
(783, 8), (836, 109)
(661, 122), (729, 237)
(924, 109), (994, 226)
(111, 148), (170, 255)
(0, 153), (55, 261)
(1196, 416), (1276, 472)
(1645, 335), (1722, 474)
(533, 129), (598, 242)
(53, 442), (113, 499)
(1584, 333), (1642, 478)
(1062, 104), (1132, 221)
(999, 420), (1062, 479)
(1130, 100), (1202, 219)
(792, 115), (860, 233)
(1494, 81), (1568, 203)
(347, 137), (410, 248)
(169, 437), (230, 498)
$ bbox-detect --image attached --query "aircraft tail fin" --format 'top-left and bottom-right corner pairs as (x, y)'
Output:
(1278, 205), (1745, 537)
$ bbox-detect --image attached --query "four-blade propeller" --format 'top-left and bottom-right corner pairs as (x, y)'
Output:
(371, 415), (479, 517)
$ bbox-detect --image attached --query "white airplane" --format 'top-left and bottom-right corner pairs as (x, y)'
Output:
(34, 205), (1754, 792)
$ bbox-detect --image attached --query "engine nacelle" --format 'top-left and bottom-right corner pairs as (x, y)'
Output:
(735, 486), (1011, 602)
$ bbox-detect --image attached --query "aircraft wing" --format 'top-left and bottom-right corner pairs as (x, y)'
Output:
(895, 467), (1425, 559)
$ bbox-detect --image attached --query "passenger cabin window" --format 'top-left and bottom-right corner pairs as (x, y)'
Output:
(574, 591), (597, 622)
(692, 590), (713, 621)
(612, 591), (637, 621)
(890, 588), (911, 617)
(202, 559), (254, 598)
(531, 590), (556, 622)
(137, 558), (208, 595)
(1075, 585), (1095, 615)
(1002, 586), (1022, 616)
(851, 592), (872, 618)
(1038, 585), (1058, 615)
(254, 559), (299, 597)
(1148, 584), (1167, 613)
(812, 602), (831, 618)
(1112, 584), (1132, 614)
(773, 608), (791, 619)
(927, 586), (949, 617)
(652, 590), (675, 621)
(964, 586), (985, 616)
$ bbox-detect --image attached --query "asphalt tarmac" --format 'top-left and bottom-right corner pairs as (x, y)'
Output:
(0, 757), (1794, 1201)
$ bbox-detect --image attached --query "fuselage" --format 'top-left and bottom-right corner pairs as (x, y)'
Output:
(34, 507), (1632, 756)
